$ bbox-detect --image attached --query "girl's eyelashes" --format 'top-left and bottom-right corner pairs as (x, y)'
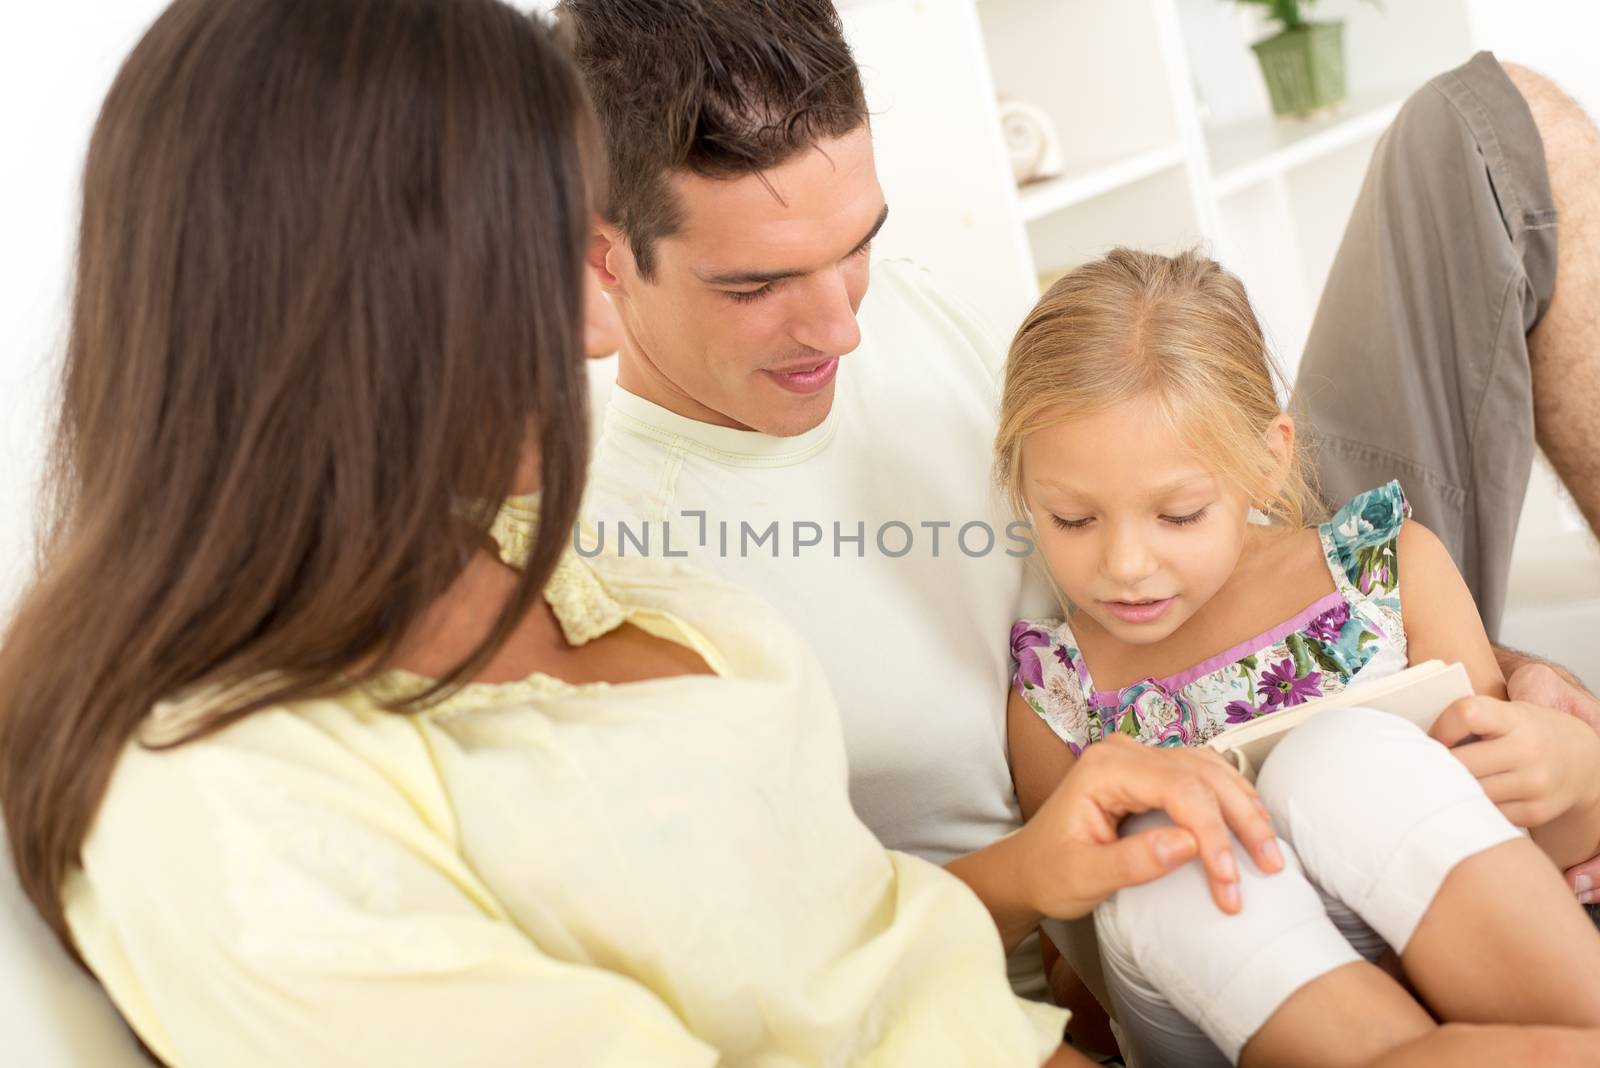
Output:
(1045, 506), (1210, 530)
(1161, 506), (1210, 527)
(1048, 514), (1093, 531)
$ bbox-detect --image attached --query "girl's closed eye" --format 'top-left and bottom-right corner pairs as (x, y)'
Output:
(1161, 506), (1210, 527)
(1048, 513), (1094, 531)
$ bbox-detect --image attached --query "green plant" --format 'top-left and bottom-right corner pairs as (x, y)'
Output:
(1230, 0), (1377, 33)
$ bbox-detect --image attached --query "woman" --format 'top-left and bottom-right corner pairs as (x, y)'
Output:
(0, 1), (1590, 1065)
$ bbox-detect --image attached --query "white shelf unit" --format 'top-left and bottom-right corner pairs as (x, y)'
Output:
(841, 0), (1481, 380)
(1017, 143), (1187, 222)
(1206, 86), (1408, 197)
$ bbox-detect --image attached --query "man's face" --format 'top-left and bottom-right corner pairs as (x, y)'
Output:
(599, 125), (886, 437)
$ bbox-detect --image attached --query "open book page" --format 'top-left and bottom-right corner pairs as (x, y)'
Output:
(1206, 660), (1473, 782)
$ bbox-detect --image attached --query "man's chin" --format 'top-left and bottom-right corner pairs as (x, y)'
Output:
(747, 379), (837, 438)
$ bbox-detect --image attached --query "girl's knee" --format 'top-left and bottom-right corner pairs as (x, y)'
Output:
(1255, 706), (1446, 827)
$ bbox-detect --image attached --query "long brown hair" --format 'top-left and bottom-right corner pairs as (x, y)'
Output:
(0, 0), (599, 950)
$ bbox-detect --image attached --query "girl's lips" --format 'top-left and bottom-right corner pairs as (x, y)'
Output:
(765, 357), (839, 394)
(1103, 597), (1175, 624)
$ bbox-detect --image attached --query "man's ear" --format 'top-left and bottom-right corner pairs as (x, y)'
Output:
(587, 222), (627, 291)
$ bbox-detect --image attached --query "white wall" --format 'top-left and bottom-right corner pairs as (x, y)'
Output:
(0, 3), (172, 617)
(1467, 1), (1594, 111)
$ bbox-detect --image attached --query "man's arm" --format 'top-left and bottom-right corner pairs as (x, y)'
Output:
(1494, 646), (1600, 733)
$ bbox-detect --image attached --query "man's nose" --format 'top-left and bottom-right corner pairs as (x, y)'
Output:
(790, 268), (862, 357)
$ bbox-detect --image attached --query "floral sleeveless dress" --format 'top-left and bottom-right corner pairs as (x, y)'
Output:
(1010, 482), (1412, 756)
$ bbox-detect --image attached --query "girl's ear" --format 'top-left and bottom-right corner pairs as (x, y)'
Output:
(1260, 413), (1296, 507)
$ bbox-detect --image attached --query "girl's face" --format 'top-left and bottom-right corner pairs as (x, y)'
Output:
(1020, 397), (1255, 647)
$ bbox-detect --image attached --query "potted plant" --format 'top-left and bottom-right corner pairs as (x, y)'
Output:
(1233, 0), (1372, 118)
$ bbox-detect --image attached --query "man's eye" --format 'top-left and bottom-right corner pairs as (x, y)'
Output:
(727, 285), (774, 304)
(1048, 514), (1093, 531)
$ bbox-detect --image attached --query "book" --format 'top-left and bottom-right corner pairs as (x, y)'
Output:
(1207, 660), (1473, 783)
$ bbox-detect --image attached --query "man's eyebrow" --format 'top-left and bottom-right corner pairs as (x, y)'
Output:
(697, 203), (890, 287)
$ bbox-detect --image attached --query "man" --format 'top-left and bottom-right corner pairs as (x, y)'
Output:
(556, 0), (1600, 1005)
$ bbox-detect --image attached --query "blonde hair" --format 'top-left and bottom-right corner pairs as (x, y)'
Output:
(996, 247), (1322, 530)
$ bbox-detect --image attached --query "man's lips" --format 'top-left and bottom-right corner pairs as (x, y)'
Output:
(1101, 597), (1175, 624)
(764, 357), (839, 394)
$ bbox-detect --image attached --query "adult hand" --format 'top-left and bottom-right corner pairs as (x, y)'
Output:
(1013, 734), (1283, 921)
(1506, 661), (1600, 735)
(1567, 854), (1600, 905)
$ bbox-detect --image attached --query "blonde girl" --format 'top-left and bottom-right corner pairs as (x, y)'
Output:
(998, 248), (1600, 1068)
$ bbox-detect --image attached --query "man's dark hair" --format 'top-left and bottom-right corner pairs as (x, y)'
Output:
(557, 0), (869, 278)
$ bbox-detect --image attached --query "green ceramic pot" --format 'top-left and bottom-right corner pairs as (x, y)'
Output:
(1252, 21), (1347, 118)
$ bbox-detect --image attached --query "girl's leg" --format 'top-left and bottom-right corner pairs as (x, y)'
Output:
(1366, 1024), (1600, 1068)
(1239, 961), (1433, 1068)
(1402, 838), (1600, 1025)
(1095, 811), (1433, 1068)
(1257, 706), (1600, 1029)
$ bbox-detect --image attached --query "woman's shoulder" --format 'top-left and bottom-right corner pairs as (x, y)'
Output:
(114, 688), (439, 812)
(72, 690), (483, 934)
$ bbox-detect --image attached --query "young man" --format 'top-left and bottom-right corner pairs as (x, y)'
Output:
(556, 0), (1600, 1005)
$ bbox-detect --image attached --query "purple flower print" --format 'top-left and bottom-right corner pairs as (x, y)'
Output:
(1304, 603), (1351, 643)
(1225, 700), (1259, 724)
(1010, 623), (1052, 689)
(1054, 644), (1072, 670)
(1257, 658), (1323, 709)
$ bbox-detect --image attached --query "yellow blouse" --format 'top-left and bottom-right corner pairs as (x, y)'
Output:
(63, 498), (1066, 1066)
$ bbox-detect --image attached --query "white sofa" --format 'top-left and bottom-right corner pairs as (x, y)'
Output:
(1, 831), (148, 1066)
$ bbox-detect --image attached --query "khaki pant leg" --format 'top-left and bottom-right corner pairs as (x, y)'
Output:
(1293, 51), (1558, 638)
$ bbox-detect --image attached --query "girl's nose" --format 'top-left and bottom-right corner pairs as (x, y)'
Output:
(1102, 527), (1159, 588)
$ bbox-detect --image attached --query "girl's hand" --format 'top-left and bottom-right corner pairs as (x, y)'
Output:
(1014, 734), (1284, 920)
(1431, 696), (1600, 868)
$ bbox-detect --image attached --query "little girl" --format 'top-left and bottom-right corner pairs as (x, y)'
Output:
(998, 249), (1600, 1067)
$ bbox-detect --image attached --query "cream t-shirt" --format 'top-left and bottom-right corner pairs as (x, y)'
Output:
(64, 500), (1067, 1066)
(585, 260), (1055, 990)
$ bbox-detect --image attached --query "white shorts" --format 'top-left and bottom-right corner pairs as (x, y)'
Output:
(1093, 706), (1521, 1067)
